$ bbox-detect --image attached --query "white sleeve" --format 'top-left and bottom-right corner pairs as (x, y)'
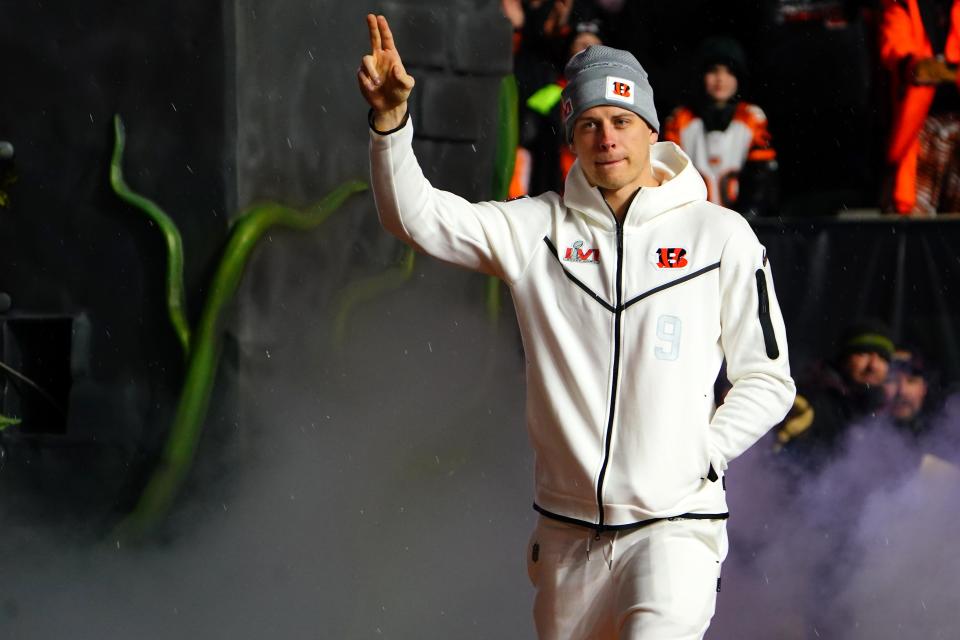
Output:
(369, 118), (550, 284)
(708, 222), (796, 471)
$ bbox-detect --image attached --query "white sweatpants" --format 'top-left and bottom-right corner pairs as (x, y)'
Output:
(527, 516), (728, 640)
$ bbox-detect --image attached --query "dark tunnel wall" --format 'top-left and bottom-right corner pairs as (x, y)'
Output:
(0, 2), (234, 528)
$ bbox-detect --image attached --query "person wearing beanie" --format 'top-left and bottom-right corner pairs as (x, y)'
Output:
(884, 347), (937, 436)
(360, 14), (794, 638)
(775, 319), (895, 465)
(662, 36), (779, 219)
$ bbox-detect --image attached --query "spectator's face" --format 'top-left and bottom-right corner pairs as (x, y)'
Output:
(704, 64), (738, 104)
(884, 371), (928, 420)
(571, 106), (658, 194)
(570, 32), (602, 58)
(843, 351), (890, 387)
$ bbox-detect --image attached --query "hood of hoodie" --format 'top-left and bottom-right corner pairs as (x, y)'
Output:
(561, 141), (707, 229)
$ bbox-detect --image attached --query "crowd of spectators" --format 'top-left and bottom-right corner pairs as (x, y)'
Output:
(709, 314), (955, 479)
(501, 0), (960, 217)
(756, 317), (959, 637)
(773, 319), (951, 467)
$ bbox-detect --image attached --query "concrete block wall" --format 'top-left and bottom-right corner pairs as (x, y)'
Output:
(232, 0), (515, 352)
(382, 0), (513, 201)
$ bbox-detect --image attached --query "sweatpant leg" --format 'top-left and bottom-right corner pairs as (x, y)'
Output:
(615, 519), (728, 640)
(527, 517), (617, 640)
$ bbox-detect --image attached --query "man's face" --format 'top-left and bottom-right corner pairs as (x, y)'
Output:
(843, 351), (890, 387)
(704, 63), (738, 104)
(884, 371), (928, 421)
(570, 106), (658, 195)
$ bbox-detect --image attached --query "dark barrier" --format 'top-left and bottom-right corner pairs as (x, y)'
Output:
(0, 1), (233, 528)
(755, 216), (960, 385)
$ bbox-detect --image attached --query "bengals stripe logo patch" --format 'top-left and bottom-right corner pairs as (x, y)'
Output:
(604, 76), (636, 105)
(654, 248), (688, 269)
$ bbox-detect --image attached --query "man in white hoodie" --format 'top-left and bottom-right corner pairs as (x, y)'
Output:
(358, 13), (795, 640)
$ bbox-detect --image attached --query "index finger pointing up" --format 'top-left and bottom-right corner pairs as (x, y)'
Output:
(377, 14), (397, 51)
(367, 13), (382, 52)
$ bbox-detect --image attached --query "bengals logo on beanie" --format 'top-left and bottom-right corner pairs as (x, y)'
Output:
(606, 77), (635, 104)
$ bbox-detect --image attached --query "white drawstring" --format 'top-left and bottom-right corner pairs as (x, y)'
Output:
(605, 530), (619, 570)
(586, 530), (619, 570)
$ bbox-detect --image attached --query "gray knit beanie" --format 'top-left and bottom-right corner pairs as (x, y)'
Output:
(561, 45), (658, 143)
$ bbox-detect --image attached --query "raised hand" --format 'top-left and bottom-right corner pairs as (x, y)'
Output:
(500, 0), (525, 30)
(543, 0), (574, 38)
(358, 14), (415, 130)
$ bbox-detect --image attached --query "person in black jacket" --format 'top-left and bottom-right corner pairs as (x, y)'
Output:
(775, 320), (893, 467)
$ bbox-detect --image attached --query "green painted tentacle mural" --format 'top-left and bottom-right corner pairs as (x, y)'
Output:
(110, 116), (192, 356)
(110, 115), (367, 541)
(332, 244), (415, 345)
(486, 73), (519, 323)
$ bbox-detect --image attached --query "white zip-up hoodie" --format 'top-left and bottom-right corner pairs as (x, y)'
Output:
(370, 119), (795, 531)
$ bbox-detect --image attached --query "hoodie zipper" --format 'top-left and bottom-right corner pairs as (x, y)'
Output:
(595, 201), (625, 535)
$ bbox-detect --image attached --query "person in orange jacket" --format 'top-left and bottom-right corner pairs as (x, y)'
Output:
(879, 0), (960, 214)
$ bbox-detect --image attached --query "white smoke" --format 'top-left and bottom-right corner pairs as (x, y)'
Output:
(712, 410), (960, 639)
